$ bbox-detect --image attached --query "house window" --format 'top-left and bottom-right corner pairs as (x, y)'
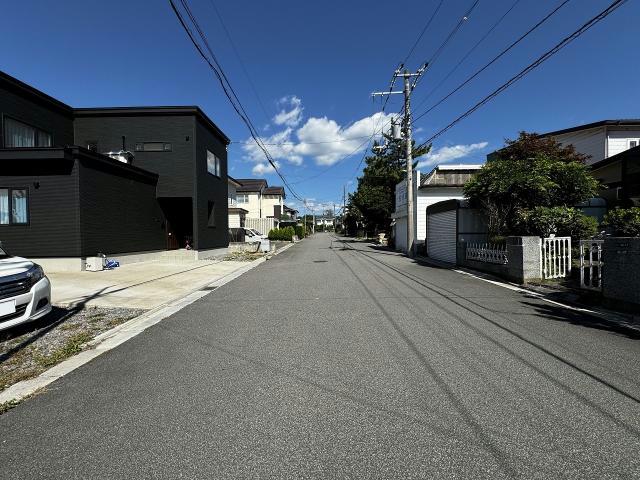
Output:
(207, 150), (221, 177)
(0, 188), (29, 225)
(134, 142), (172, 152)
(207, 201), (216, 227)
(237, 194), (249, 204)
(630, 140), (639, 149)
(87, 141), (98, 152)
(3, 118), (52, 148)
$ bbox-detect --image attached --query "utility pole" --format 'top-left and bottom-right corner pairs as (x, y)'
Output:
(312, 207), (315, 234)
(333, 203), (336, 232)
(372, 65), (426, 257)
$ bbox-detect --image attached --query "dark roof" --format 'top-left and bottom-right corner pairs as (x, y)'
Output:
(0, 70), (73, 115)
(264, 186), (285, 196)
(591, 144), (640, 171)
(235, 178), (268, 192)
(0, 146), (158, 183)
(419, 165), (481, 188)
(74, 106), (230, 144)
(540, 119), (640, 138)
(284, 204), (298, 213)
(227, 176), (242, 187)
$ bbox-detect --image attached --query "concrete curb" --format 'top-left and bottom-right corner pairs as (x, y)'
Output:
(0, 243), (296, 405)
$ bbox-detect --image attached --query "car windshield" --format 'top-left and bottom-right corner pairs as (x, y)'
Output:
(0, 246), (10, 259)
(252, 230), (262, 236)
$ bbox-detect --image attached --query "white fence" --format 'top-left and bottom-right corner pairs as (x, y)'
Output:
(466, 243), (508, 264)
(579, 239), (603, 291)
(245, 217), (277, 234)
(541, 236), (571, 279)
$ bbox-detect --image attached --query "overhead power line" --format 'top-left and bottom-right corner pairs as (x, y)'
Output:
(402, 0), (445, 65)
(206, 0), (273, 123)
(412, 0), (572, 122)
(417, 0), (522, 108)
(169, 0), (304, 201)
(415, 0), (628, 151)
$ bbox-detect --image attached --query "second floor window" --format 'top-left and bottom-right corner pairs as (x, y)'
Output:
(4, 118), (52, 148)
(207, 150), (222, 177)
(237, 194), (249, 204)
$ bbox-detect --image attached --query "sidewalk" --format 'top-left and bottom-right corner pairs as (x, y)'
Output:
(414, 253), (640, 334)
(48, 259), (253, 309)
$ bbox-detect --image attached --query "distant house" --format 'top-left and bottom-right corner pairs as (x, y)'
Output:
(227, 176), (248, 229)
(540, 120), (640, 208)
(540, 119), (640, 166)
(235, 179), (284, 220)
(392, 164), (482, 253)
(283, 204), (298, 221)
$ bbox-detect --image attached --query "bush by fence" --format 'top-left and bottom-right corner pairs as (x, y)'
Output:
(514, 206), (597, 242)
(603, 207), (640, 237)
(268, 226), (296, 241)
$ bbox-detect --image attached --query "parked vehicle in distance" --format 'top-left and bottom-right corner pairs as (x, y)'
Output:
(243, 228), (267, 242)
(0, 243), (52, 331)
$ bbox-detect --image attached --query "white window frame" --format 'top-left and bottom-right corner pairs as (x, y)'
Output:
(236, 193), (249, 204)
(628, 139), (640, 149)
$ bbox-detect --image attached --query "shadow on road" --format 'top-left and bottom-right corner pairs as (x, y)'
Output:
(520, 300), (640, 341)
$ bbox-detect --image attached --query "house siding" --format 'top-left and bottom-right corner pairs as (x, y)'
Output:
(194, 118), (228, 249)
(607, 129), (640, 158)
(0, 161), (81, 257)
(73, 114), (196, 198)
(0, 79), (74, 148)
(553, 127), (606, 165)
(78, 160), (165, 257)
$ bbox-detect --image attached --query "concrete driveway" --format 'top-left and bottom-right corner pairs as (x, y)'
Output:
(48, 259), (252, 309)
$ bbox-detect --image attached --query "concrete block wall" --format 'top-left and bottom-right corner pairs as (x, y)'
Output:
(602, 237), (640, 307)
(457, 236), (542, 284)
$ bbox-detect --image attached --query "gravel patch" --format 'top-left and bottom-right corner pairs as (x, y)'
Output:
(0, 306), (145, 393)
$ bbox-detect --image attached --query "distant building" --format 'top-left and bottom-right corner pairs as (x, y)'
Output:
(392, 164), (482, 253)
(539, 120), (640, 208)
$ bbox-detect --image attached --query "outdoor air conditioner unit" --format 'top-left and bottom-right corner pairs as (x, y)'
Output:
(85, 255), (106, 272)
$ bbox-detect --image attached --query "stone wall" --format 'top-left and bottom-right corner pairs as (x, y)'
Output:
(602, 237), (640, 307)
(457, 236), (542, 284)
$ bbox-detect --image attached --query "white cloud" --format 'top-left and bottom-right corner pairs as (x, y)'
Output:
(241, 96), (396, 170)
(416, 142), (488, 169)
(252, 161), (280, 175)
(273, 95), (303, 127)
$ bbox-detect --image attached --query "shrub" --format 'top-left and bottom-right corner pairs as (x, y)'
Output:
(603, 207), (640, 236)
(268, 227), (295, 241)
(514, 206), (598, 241)
(295, 225), (305, 238)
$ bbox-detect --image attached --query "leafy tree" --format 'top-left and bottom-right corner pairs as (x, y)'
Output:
(603, 207), (640, 236)
(514, 207), (598, 241)
(464, 132), (599, 236)
(349, 134), (430, 234)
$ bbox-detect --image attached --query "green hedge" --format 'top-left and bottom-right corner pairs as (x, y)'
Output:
(268, 226), (296, 241)
(603, 207), (640, 236)
(514, 206), (598, 241)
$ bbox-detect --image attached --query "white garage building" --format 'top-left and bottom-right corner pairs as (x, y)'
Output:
(392, 164), (482, 254)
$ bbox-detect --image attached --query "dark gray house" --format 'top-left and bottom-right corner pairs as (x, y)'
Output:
(0, 70), (230, 270)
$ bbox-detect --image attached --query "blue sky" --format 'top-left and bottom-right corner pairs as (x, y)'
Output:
(1, 0), (638, 212)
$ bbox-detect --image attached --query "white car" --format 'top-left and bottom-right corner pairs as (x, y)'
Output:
(0, 244), (52, 331)
(243, 228), (267, 242)
(248, 229), (268, 240)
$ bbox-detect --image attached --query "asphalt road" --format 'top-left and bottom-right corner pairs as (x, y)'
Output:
(1, 233), (639, 479)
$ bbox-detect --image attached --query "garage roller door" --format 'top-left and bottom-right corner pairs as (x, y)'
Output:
(427, 210), (457, 263)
